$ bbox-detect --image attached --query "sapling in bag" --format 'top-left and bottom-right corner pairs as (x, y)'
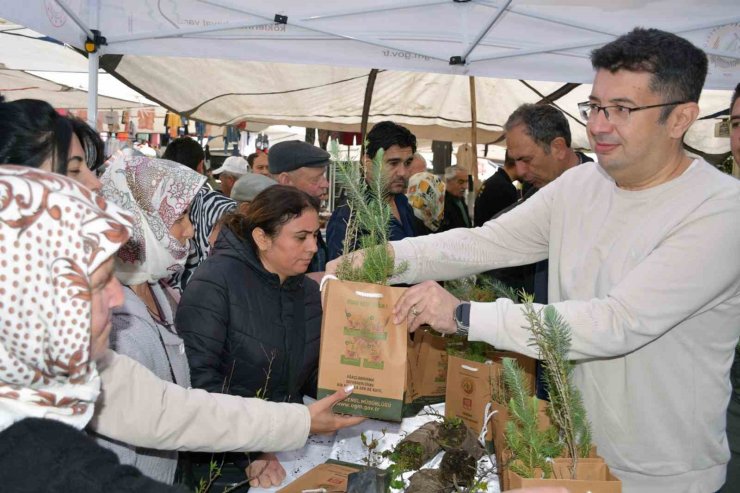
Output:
(317, 143), (413, 420)
(317, 278), (408, 420)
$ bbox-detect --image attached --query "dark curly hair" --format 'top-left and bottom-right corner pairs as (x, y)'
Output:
(365, 121), (417, 160)
(591, 28), (708, 122)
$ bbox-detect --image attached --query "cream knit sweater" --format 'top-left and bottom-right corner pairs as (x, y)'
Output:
(392, 159), (740, 493)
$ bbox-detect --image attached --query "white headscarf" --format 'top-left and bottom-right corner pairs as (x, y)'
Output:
(0, 166), (132, 431)
(100, 154), (205, 285)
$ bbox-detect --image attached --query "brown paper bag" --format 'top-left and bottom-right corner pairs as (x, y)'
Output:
(445, 352), (537, 453)
(277, 461), (362, 493)
(505, 457), (622, 492)
(403, 328), (448, 416)
(317, 279), (408, 421)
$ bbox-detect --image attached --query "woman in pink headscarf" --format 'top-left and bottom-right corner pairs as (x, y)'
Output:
(0, 166), (182, 491)
(95, 153), (204, 483)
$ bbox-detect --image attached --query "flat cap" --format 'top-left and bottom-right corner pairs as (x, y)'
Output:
(230, 173), (277, 203)
(268, 140), (331, 174)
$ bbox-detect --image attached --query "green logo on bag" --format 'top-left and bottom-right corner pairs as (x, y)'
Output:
(343, 327), (388, 340)
(340, 355), (362, 366)
(363, 359), (384, 370)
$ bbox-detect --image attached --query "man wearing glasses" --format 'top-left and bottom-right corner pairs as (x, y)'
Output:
(329, 28), (740, 492)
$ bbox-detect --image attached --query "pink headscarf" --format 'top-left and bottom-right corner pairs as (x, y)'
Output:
(100, 154), (205, 285)
(0, 166), (132, 431)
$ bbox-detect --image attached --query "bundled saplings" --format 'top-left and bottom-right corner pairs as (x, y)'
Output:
(332, 142), (405, 284)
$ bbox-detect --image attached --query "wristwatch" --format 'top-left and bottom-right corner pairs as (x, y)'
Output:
(453, 302), (471, 337)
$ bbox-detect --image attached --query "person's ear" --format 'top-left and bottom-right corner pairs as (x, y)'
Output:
(549, 137), (568, 161)
(197, 159), (205, 175)
(276, 172), (291, 186)
(251, 227), (271, 252)
(667, 102), (700, 139)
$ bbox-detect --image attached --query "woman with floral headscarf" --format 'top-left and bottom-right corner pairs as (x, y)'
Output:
(406, 171), (446, 236)
(0, 166), (183, 492)
(96, 154), (205, 483)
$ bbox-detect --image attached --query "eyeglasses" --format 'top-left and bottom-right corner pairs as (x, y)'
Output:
(577, 101), (687, 125)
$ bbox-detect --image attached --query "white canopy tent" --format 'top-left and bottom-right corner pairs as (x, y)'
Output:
(0, 1), (737, 157)
(0, 21), (157, 111)
(0, 66), (153, 109)
(95, 56), (733, 156)
(1, 1), (737, 86)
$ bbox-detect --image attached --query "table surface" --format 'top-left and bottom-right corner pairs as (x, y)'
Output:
(251, 403), (501, 493)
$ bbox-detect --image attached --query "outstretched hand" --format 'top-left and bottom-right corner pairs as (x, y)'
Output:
(393, 280), (460, 334)
(324, 250), (366, 278)
(308, 385), (365, 435)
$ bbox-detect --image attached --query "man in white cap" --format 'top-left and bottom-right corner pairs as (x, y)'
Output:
(212, 156), (249, 198)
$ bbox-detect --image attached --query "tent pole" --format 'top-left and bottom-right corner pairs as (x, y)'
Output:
(468, 75), (478, 220)
(469, 76), (478, 185)
(468, 75), (478, 222)
(87, 52), (99, 129)
(359, 69), (379, 160)
(87, 0), (100, 129)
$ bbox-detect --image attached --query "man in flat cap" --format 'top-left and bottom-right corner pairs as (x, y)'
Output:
(269, 140), (331, 272)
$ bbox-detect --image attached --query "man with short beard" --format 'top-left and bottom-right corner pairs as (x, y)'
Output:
(326, 121), (417, 260)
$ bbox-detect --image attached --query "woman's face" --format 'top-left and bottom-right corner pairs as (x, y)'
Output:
(89, 257), (125, 361)
(41, 133), (102, 192)
(66, 134), (102, 192)
(169, 207), (194, 246)
(255, 208), (320, 282)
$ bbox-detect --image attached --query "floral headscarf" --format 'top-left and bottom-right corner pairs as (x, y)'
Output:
(406, 172), (446, 232)
(0, 166), (132, 431)
(100, 154), (205, 285)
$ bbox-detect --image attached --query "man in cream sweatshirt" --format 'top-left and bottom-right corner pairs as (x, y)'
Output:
(329, 28), (740, 492)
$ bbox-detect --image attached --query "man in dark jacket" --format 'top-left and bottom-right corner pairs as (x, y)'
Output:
(326, 121), (417, 260)
(440, 165), (472, 231)
(487, 103), (592, 303)
(474, 152), (520, 227)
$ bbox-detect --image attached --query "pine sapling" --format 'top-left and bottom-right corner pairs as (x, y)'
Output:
(330, 141), (406, 284)
(521, 295), (592, 479)
(501, 357), (562, 479)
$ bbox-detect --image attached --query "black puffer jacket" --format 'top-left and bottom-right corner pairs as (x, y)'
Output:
(0, 418), (185, 492)
(177, 226), (321, 403)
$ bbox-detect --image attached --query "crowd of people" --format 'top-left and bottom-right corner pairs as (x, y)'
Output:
(0, 26), (738, 493)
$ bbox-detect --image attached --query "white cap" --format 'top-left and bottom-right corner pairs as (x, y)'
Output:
(212, 156), (249, 176)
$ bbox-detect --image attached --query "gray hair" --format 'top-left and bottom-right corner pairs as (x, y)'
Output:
(444, 165), (466, 181)
(413, 153), (427, 164)
(504, 104), (571, 153)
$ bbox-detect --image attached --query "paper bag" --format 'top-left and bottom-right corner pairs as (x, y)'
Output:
(317, 279), (408, 421)
(445, 352), (536, 452)
(505, 457), (622, 492)
(403, 328), (449, 416)
(277, 461), (362, 493)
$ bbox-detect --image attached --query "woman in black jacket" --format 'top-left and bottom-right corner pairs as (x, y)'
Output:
(176, 185), (323, 488)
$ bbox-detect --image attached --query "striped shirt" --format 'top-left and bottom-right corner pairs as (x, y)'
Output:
(170, 186), (236, 291)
